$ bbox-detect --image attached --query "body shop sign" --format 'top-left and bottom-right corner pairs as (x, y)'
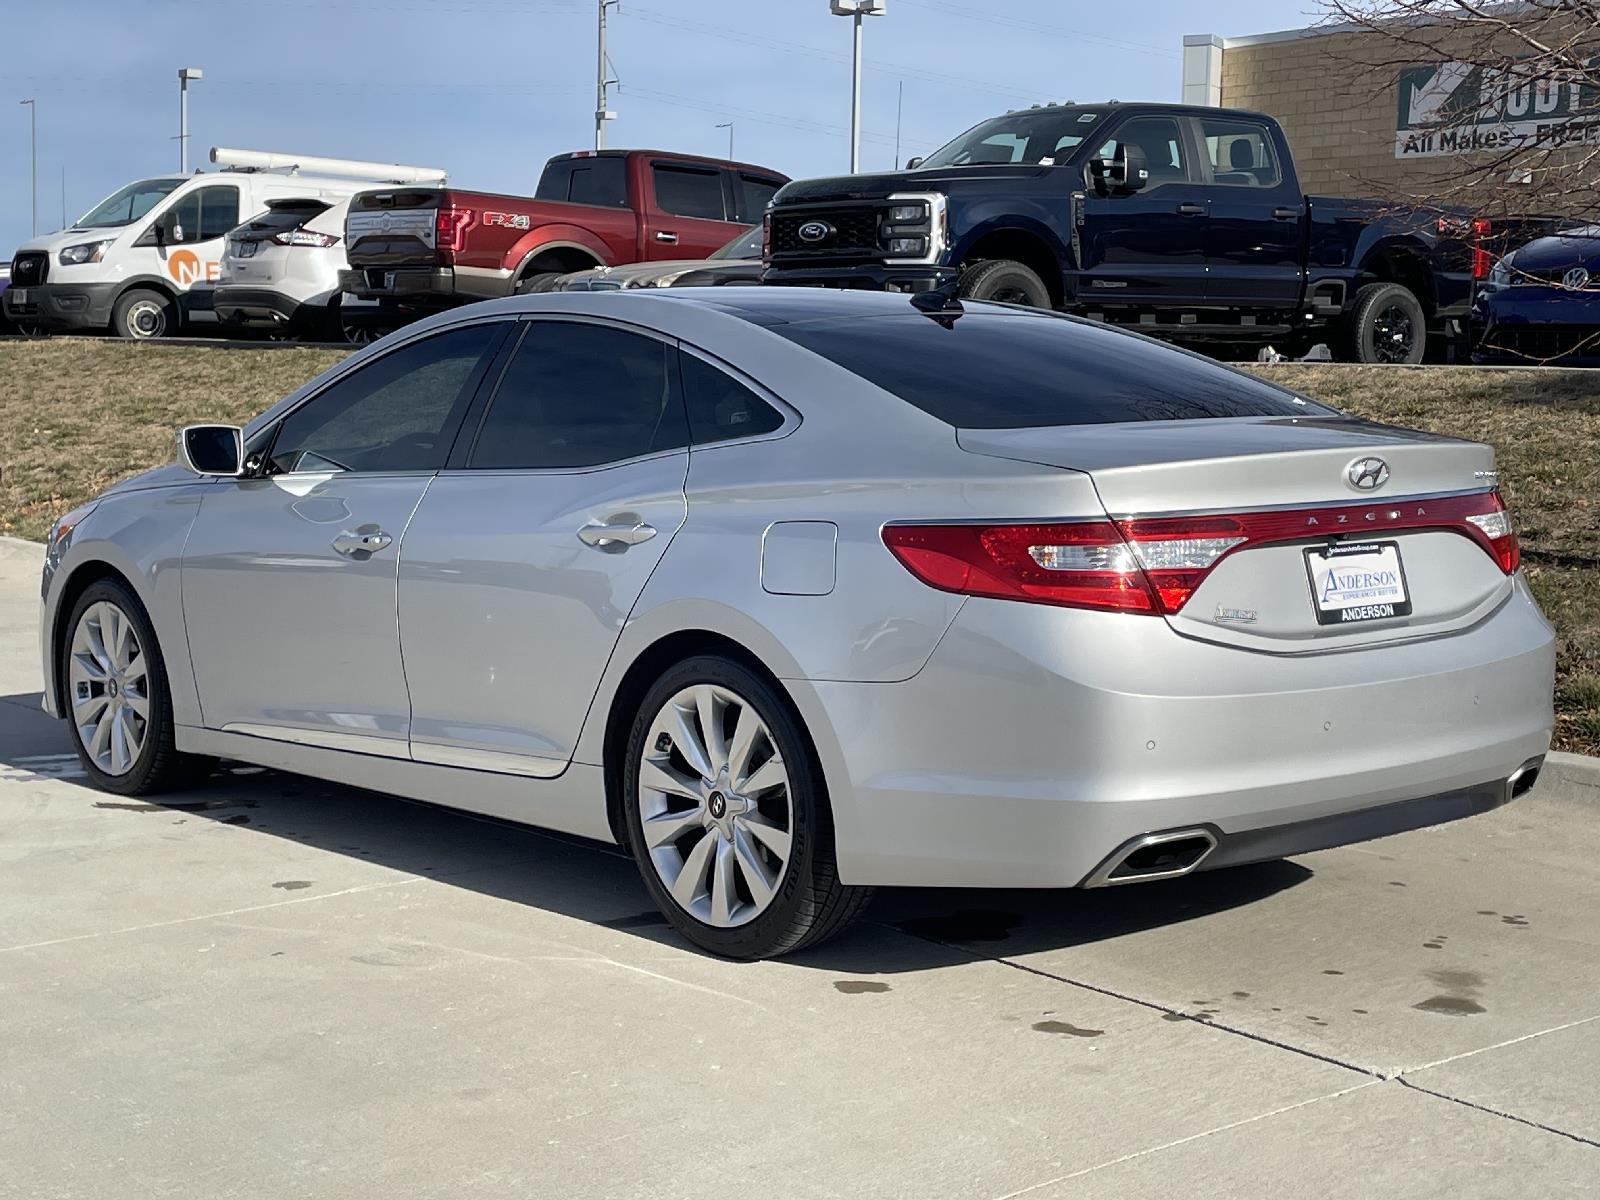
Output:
(1395, 57), (1600, 157)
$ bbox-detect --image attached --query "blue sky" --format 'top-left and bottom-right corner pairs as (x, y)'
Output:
(2, 0), (1312, 256)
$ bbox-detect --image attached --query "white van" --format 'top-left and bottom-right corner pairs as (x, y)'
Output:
(2, 148), (444, 339)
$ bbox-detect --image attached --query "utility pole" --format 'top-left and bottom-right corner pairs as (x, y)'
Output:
(595, 0), (618, 150)
(830, 1), (885, 173)
(60, 166), (66, 230)
(20, 99), (36, 236)
(178, 67), (203, 173)
(717, 121), (734, 160)
(894, 80), (903, 168)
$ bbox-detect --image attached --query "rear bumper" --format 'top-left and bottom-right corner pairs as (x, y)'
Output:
(804, 576), (1556, 889)
(212, 286), (304, 327)
(339, 265), (458, 303)
(763, 261), (955, 293)
(1, 280), (119, 330)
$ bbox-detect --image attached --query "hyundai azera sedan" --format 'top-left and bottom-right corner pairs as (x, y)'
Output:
(40, 289), (1554, 958)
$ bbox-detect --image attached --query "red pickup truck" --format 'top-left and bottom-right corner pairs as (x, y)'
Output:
(339, 148), (787, 314)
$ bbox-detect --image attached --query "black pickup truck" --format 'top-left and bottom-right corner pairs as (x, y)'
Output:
(763, 102), (1490, 363)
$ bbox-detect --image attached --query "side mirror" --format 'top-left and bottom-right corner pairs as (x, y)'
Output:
(905, 156), (924, 170)
(1113, 142), (1149, 193)
(178, 424), (245, 477)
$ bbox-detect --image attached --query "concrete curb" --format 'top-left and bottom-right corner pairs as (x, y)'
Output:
(0, 535), (44, 558)
(1543, 750), (1600, 798)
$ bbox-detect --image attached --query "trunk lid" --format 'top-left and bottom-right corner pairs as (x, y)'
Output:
(958, 416), (1513, 652)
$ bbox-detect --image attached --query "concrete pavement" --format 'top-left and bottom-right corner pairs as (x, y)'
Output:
(1, 535), (1596, 1199)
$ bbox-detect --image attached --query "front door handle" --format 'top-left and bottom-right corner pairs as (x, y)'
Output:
(1271, 206), (1299, 220)
(1176, 202), (1205, 216)
(654, 231), (679, 244)
(577, 521), (657, 549)
(332, 528), (393, 558)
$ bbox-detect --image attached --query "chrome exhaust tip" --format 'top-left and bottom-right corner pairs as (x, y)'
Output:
(1506, 758), (1543, 803)
(1084, 827), (1219, 888)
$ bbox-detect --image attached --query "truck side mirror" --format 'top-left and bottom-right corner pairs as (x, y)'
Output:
(178, 424), (245, 477)
(905, 156), (924, 170)
(1114, 142), (1149, 194)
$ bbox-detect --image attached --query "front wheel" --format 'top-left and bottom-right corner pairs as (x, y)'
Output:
(1345, 281), (1426, 364)
(62, 579), (213, 794)
(112, 288), (178, 339)
(957, 258), (1052, 308)
(623, 656), (871, 959)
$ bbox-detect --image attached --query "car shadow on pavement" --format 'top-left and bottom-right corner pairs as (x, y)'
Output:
(0, 691), (1311, 972)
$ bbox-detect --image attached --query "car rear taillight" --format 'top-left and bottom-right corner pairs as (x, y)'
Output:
(272, 229), (340, 248)
(1471, 217), (1493, 281)
(883, 489), (1521, 615)
(436, 205), (475, 254)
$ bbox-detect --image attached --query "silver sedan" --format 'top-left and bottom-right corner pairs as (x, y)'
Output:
(38, 289), (1555, 958)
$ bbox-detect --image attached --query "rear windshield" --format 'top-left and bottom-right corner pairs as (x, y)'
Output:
(770, 312), (1334, 427)
(237, 200), (331, 238)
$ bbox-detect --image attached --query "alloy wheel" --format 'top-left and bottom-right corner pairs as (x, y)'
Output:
(1371, 303), (1415, 363)
(637, 683), (794, 928)
(68, 601), (150, 776)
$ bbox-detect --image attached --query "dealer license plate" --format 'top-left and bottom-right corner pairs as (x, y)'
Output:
(10, 288), (28, 304)
(1304, 541), (1412, 625)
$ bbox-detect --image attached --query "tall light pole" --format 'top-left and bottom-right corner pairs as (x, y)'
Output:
(830, 0), (884, 173)
(178, 68), (203, 173)
(595, 0), (618, 150)
(20, 98), (36, 236)
(716, 121), (734, 160)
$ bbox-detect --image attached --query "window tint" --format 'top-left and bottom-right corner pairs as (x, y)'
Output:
(769, 314), (1333, 427)
(238, 200), (330, 239)
(536, 158), (628, 208)
(653, 165), (726, 220)
(196, 185), (241, 240)
(268, 323), (499, 474)
(681, 353), (784, 444)
(736, 174), (781, 222)
(1096, 116), (1188, 185)
(163, 192), (201, 243)
(1200, 117), (1282, 188)
(469, 323), (687, 469)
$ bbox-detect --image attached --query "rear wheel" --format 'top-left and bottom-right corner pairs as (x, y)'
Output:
(112, 288), (178, 339)
(623, 655), (871, 959)
(958, 258), (1052, 308)
(1346, 281), (1426, 364)
(61, 579), (213, 795)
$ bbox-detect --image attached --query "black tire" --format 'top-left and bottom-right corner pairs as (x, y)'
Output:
(320, 298), (380, 347)
(515, 271), (560, 295)
(112, 288), (179, 340)
(61, 578), (214, 795)
(1345, 281), (1426, 364)
(622, 655), (872, 960)
(957, 258), (1052, 308)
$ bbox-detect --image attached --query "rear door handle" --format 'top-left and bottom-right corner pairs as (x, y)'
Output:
(332, 528), (393, 558)
(1176, 202), (1205, 216)
(577, 521), (657, 549)
(1271, 207), (1300, 220)
(654, 231), (679, 244)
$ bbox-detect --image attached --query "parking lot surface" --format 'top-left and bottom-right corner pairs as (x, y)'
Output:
(2, 535), (1596, 1199)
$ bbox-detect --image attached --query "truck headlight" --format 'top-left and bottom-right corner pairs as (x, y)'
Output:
(58, 239), (114, 266)
(880, 191), (947, 262)
(887, 203), (927, 223)
(887, 237), (927, 256)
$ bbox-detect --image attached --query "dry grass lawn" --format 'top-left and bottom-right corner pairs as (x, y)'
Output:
(0, 340), (1594, 752)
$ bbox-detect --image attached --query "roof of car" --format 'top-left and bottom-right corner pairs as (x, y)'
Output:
(642, 286), (1050, 326)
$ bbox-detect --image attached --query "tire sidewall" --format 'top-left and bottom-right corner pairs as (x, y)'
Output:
(62, 580), (175, 795)
(1354, 284), (1425, 364)
(960, 259), (1051, 308)
(622, 656), (825, 959)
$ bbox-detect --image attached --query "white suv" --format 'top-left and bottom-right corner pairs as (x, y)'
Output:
(216, 197), (377, 343)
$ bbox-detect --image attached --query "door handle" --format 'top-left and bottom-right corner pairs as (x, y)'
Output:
(1176, 202), (1205, 216)
(332, 528), (393, 557)
(654, 231), (679, 243)
(1271, 207), (1299, 220)
(577, 521), (657, 549)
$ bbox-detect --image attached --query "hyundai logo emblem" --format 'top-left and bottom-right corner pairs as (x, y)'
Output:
(1563, 266), (1591, 289)
(797, 220), (834, 244)
(1346, 457), (1390, 491)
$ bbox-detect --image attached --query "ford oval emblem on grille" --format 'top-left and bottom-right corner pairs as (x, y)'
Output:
(1346, 456), (1390, 491)
(797, 220), (834, 244)
(1563, 266), (1591, 289)
(379, 213), (394, 234)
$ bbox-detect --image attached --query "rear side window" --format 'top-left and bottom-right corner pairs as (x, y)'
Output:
(653, 165), (726, 220)
(681, 353), (784, 444)
(770, 314), (1332, 427)
(196, 185), (242, 241)
(735, 174), (781, 222)
(536, 158), (627, 207)
(468, 322), (688, 469)
(1201, 117), (1282, 188)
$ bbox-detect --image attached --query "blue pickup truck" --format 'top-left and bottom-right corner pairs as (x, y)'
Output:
(763, 102), (1487, 363)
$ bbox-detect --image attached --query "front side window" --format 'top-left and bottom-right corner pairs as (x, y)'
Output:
(268, 323), (500, 474)
(77, 178), (185, 228)
(1095, 116), (1189, 186)
(653, 166), (726, 220)
(468, 323), (687, 469)
(769, 312), (1333, 427)
(1200, 117), (1282, 188)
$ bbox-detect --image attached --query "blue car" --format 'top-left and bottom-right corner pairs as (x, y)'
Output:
(1473, 225), (1600, 364)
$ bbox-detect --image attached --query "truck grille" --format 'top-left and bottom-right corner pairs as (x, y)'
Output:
(10, 252), (48, 287)
(769, 206), (883, 259)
